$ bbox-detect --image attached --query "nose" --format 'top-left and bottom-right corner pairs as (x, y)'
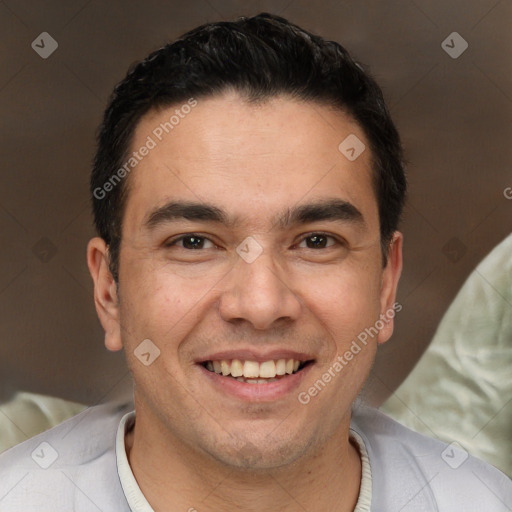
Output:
(218, 251), (302, 330)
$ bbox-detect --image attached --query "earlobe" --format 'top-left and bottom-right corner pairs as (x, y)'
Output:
(87, 237), (123, 352)
(377, 232), (403, 345)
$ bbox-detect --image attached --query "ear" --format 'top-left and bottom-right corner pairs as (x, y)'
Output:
(87, 237), (123, 351)
(377, 231), (403, 345)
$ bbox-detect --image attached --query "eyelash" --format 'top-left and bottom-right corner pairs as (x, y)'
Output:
(164, 234), (215, 250)
(296, 232), (341, 249)
(165, 232), (344, 250)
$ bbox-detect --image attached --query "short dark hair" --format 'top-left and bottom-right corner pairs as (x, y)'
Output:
(91, 12), (406, 281)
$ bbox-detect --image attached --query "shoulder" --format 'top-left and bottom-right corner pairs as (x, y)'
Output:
(0, 400), (133, 512)
(351, 404), (512, 511)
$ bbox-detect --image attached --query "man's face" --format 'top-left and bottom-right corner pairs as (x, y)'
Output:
(96, 91), (401, 468)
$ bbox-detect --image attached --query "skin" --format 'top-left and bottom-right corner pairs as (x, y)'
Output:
(87, 91), (403, 512)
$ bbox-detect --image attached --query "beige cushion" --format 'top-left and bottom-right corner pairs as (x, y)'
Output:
(382, 233), (512, 477)
(0, 391), (86, 453)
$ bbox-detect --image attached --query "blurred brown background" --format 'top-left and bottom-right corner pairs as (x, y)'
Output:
(0, 0), (510, 407)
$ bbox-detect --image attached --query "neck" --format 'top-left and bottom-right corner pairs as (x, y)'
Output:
(125, 404), (362, 512)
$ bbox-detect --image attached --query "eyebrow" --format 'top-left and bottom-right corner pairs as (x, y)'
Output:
(275, 199), (364, 230)
(145, 201), (229, 229)
(144, 198), (364, 231)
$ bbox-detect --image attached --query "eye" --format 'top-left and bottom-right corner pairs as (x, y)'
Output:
(297, 233), (339, 249)
(166, 234), (215, 250)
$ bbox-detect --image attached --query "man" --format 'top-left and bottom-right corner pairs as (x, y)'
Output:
(0, 12), (510, 512)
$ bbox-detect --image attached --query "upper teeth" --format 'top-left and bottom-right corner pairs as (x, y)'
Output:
(206, 359), (301, 379)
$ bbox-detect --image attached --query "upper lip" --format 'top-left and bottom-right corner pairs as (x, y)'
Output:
(195, 349), (316, 364)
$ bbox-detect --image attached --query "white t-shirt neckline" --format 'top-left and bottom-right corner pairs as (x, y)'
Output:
(115, 411), (372, 512)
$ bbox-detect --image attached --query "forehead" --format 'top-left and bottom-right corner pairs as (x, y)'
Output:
(123, 92), (378, 233)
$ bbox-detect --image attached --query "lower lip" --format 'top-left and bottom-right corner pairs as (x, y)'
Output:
(198, 364), (313, 402)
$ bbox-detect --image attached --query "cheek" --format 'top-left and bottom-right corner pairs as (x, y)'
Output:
(118, 274), (206, 399)
(296, 262), (382, 343)
(118, 259), (223, 349)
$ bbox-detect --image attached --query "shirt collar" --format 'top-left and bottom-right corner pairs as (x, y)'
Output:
(115, 410), (372, 512)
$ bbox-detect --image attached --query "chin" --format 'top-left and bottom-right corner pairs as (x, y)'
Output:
(203, 429), (312, 471)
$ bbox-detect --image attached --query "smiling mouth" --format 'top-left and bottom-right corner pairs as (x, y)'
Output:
(201, 358), (314, 384)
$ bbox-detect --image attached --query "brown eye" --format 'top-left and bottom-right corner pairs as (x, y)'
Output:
(167, 234), (215, 250)
(299, 234), (336, 249)
(182, 236), (205, 249)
